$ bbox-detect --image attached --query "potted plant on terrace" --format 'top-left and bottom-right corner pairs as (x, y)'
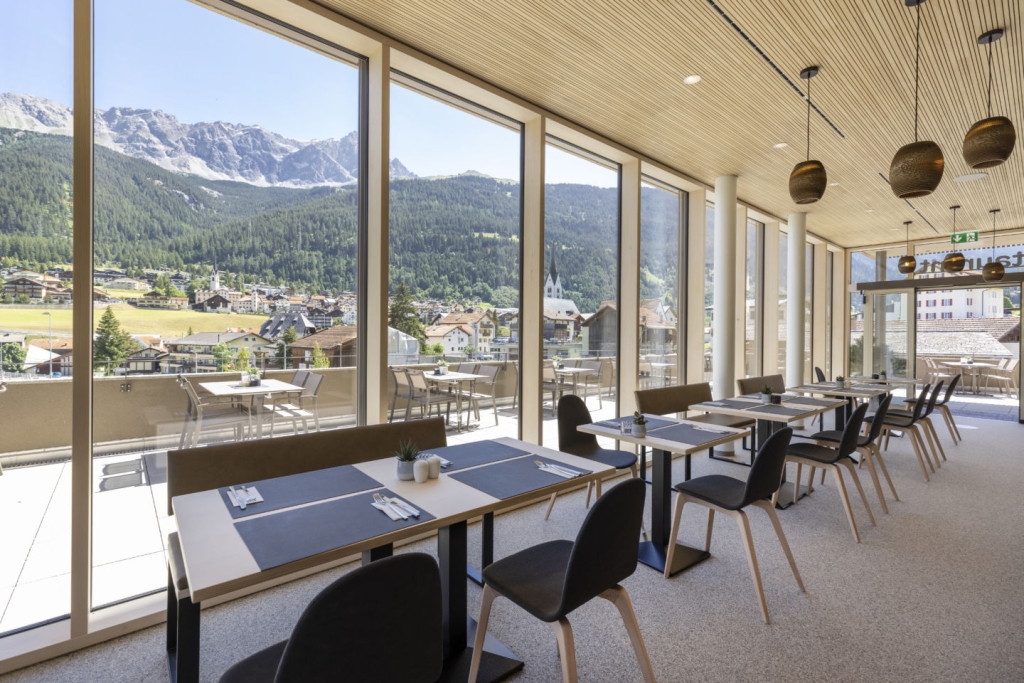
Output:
(435, 358), (448, 376)
(395, 439), (419, 480)
(248, 366), (261, 387)
(632, 411), (648, 438)
(760, 385), (773, 404)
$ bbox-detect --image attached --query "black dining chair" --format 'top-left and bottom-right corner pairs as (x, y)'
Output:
(468, 478), (656, 683)
(665, 428), (804, 624)
(782, 402), (876, 543)
(814, 366), (827, 383)
(800, 394), (899, 514)
(219, 553), (442, 683)
(903, 374), (961, 444)
(878, 381), (942, 479)
(546, 394), (641, 521)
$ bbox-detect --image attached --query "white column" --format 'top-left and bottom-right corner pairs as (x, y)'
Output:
(713, 176), (738, 449)
(619, 159), (641, 416)
(520, 116), (545, 444)
(786, 212), (807, 388)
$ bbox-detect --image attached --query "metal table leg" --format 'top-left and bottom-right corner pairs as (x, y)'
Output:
(637, 448), (709, 577)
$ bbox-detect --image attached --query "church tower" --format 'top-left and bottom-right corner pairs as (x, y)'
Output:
(544, 245), (563, 300)
(210, 258), (221, 291)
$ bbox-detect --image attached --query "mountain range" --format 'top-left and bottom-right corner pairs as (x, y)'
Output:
(0, 93), (414, 187)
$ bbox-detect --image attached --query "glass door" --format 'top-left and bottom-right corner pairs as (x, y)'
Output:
(863, 289), (915, 381)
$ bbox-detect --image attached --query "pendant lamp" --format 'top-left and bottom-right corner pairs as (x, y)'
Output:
(963, 29), (1016, 169)
(942, 205), (966, 273)
(897, 221), (917, 274)
(889, 0), (944, 198)
(789, 66), (827, 204)
(981, 209), (1004, 282)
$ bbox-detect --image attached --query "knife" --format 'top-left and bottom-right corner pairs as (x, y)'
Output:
(384, 499), (408, 520)
(232, 486), (246, 510)
(226, 488), (240, 508)
(387, 497), (421, 518)
(545, 462), (581, 477)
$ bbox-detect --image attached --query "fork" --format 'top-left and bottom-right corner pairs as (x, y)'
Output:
(373, 493), (407, 520)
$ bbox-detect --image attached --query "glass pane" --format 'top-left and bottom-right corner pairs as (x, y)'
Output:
(744, 220), (760, 377)
(543, 143), (618, 444)
(0, 0), (74, 634)
(872, 293), (909, 378)
(388, 82), (521, 444)
(704, 204), (714, 383)
(825, 252), (834, 378)
(639, 181), (681, 389)
(91, 0), (360, 608)
(849, 251), (875, 377)
(805, 243), (813, 381)
(778, 234), (788, 377)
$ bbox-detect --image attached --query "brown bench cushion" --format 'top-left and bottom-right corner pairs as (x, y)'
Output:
(167, 418), (447, 516)
(736, 374), (785, 396)
(635, 383), (712, 415)
(167, 531), (188, 593)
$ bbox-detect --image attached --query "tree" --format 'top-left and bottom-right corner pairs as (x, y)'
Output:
(15, 294), (30, 304)
(389, 283), (425, 345)
(212, 342), (234, 371)
(235, 345), (251, 370)
(465, 345), (476, 357)
(282, 326), (298, 345)
(425, 342), (445, 356)
(187, 325), (194, 336)
(311, 342), (330, 368)
(1, 294), (12, 305)
(1, 343), (27, 373)
(93, 306), (139, 374)
(278, 325), (298, 369)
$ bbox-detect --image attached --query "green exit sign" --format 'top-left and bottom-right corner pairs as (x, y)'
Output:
(951, 231), (979, 245)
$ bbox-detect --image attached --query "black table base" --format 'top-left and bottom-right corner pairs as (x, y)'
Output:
(467, 512), (494, 587)
(637, 539), (710, 577)
(641, 448), (709, 577)
(437, 617), (523, 683)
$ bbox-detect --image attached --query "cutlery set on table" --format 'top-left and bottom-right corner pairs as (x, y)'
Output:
(226, 485), (262, 510)
(372, 493), (421, 520)
(535, 460), (583, 479)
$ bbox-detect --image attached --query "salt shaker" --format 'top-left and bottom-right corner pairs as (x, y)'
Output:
(413, 459), (430, 484)
(427, 455), (442, 479)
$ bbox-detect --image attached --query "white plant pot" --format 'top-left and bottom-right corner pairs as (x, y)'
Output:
(438, 367), (448, 375)
(632, 423), (647, 438)
(761, 394), (771, 404)
(396, 459), (415, 481)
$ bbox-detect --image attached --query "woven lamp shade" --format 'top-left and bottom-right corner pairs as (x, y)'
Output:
(789, 160), (827, 204)
(942, 252), (966, 273)
(897, 254), (917, 274)
(963, 116), (1016, 169)
(982, 261), (1005, 282)
(889, 140), (944, 198)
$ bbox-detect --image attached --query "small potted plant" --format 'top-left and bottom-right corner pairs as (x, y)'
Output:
(632, 411), (648, 438)
(835, 375), (845, 389)
(879, 370), (887, 381)
(760, 385), (773, 404)
(436, 358), (448, 376)
(551, 354), (562, 369)
(248, 366), (261, 387)
(395, 439), (419, 481)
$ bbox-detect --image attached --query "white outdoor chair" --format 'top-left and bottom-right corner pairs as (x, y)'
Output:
(178, 376), (251, 449)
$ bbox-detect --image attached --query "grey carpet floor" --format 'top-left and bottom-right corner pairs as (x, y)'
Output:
(5, 416), (1024, 682)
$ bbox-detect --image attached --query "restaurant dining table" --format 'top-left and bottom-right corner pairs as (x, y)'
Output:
(942, 361), (997, 394)
(198, 378), (305, 438)
(422, 370), (487, 431)
(850, 375), (920, 399)
(788, 382), (894, 431)
(169, 436), (613, 683)
(578, 414), (750, 577)
(689, 394), (847, 509)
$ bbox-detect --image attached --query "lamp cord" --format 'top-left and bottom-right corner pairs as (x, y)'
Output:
(913, 2), (920, 142)
(986, 39), (993, 118)
(806, 75), (811, 160)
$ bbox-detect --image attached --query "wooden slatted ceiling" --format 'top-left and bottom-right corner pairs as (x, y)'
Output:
(312, 0), (1021, 248)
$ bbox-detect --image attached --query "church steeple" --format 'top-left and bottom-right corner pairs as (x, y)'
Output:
(548, 244), (558, 282)
(544, 244), (563, 300)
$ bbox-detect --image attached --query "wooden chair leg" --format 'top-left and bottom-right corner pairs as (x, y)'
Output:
(705, 509), (715, 552)
(793, 463), (803, 504)
(664, 493), (685, 578)
(585, 481), (593, 508)
(920, 421), (942, 468)
(859, 445), (888, 514)
(941, 405), (962, 442)
(550, 618), (579, 683)
(908, 430), (931, 482)
(870, 443), (899, 501)
(830, 464), (861, 543)
(752, 500), (804, 592)
(924, 418), (947, 462)
(731, 509), (769, 624)
(601, 586), (656, 683)
(544, 492), (557, 521)
(806, 466), (816, 495)
(820, 467), (827, 485)
(840, 458), (875, 527)
(913, 428), (937, 473)
(468, 585), (498, 683)
(883, 428), (892, 451)
(938, 406), (958, 444)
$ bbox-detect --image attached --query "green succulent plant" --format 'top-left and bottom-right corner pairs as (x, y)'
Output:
(395, 439), (420, 462)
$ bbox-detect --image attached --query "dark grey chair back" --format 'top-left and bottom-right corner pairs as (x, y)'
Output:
(940, 374), (960, 404)
(741, 427), (793, 505)
(815, 366), (827, 383)
(922, 381), (944, 418)
(559, 478), (645, 618)
(898, 383), (932, 425)
(274, 553), (442, 682)
(557, 394), (599, 457)
(866, 394), (893, 443)
(837, 402), (870, 460)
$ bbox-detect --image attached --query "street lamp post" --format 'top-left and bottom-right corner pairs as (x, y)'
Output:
(42, 312), (52, 378)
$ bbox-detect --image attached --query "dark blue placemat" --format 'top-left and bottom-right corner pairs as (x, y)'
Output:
(234, 488), (434, 571)
(419, 441), (529, 472)
(746, 404), (814, 418)
(219, 465), (382, 519)
(593, 416), (678, 431)
(449, 456), (592, 500)
(700, 398), (760, 410)
(645, 423), (738, 448)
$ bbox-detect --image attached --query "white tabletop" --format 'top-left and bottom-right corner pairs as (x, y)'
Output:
(173, 437), (612, 602)
(554, 367), (596, 374)
(422, 370), (486, 381)
(691, 395), (843, 423)
(199, 378), (303, 396)
(850, 376), (920, 385)
(790, 383), (892, 399)
(578, 413), (750, 453)
(942, 361), (997, 368)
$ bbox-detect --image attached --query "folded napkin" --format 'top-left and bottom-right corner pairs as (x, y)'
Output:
(372, 501), (405, 521)
(538, 464), (582, 479)
(227, 486), (264, 508)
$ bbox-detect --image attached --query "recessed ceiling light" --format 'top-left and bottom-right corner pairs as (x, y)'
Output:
(829, 182), (840, 186)
(864, 209), (874, 213)
(953, 172), (989, 183)
(683, 74), (702, 85)
(773, 142), (788, 149)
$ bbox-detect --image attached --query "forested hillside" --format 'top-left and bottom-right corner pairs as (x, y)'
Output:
(0, 128), (679, 312)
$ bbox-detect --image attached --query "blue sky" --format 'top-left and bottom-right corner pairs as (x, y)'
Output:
(0, 0), (617, 187)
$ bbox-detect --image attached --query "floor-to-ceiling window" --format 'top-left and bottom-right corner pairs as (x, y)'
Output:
(745, 219), (762, 377)
(91, 0), (362, 608)
(704, 203), (715, 383)
(639, 179), (682, 388)
(543, 140), (619, 440)
(388, 77), (522, 443)
(825, 251), (834, 378)
(0, 0), (73, 634)
(804, 243), (813, 380)
(849, 249), (879, 376)
(778, 232), (789, 377)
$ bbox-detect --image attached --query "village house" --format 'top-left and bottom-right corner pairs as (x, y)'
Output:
(260, 312), (316, 340)
(133, 291), (190, 310)
(434, 310), (498, 354)
(423, 324), (474, 355)
(289, 325), (359, 368)
(106, 277), (150, 291)
(164, 332), (273, 373)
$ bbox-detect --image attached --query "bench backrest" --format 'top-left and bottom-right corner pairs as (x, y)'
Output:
(635, 383), (712, 415)
(736, 374), (785, 396)
(167, 418), (447, 515)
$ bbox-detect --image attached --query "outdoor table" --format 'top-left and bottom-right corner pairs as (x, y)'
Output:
(553, 366), (595, 395)
(422, 370), (487, 431)
(198, 379), (304, 438)
(942, 361), (997, 394)
(689, 395), (845, 508)
(578, 415), (750, 577)
(169, 436), (612, 683)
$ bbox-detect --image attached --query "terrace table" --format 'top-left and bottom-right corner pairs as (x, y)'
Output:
(942, 361), (998, 395)
(554, 366), (596, 395)
(578, 415), (750, 577)
(198, 378), (304, 438)
(169, 436), (613, 683)
(422, 370), (487, 431)
(689, 395), (846, 508)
